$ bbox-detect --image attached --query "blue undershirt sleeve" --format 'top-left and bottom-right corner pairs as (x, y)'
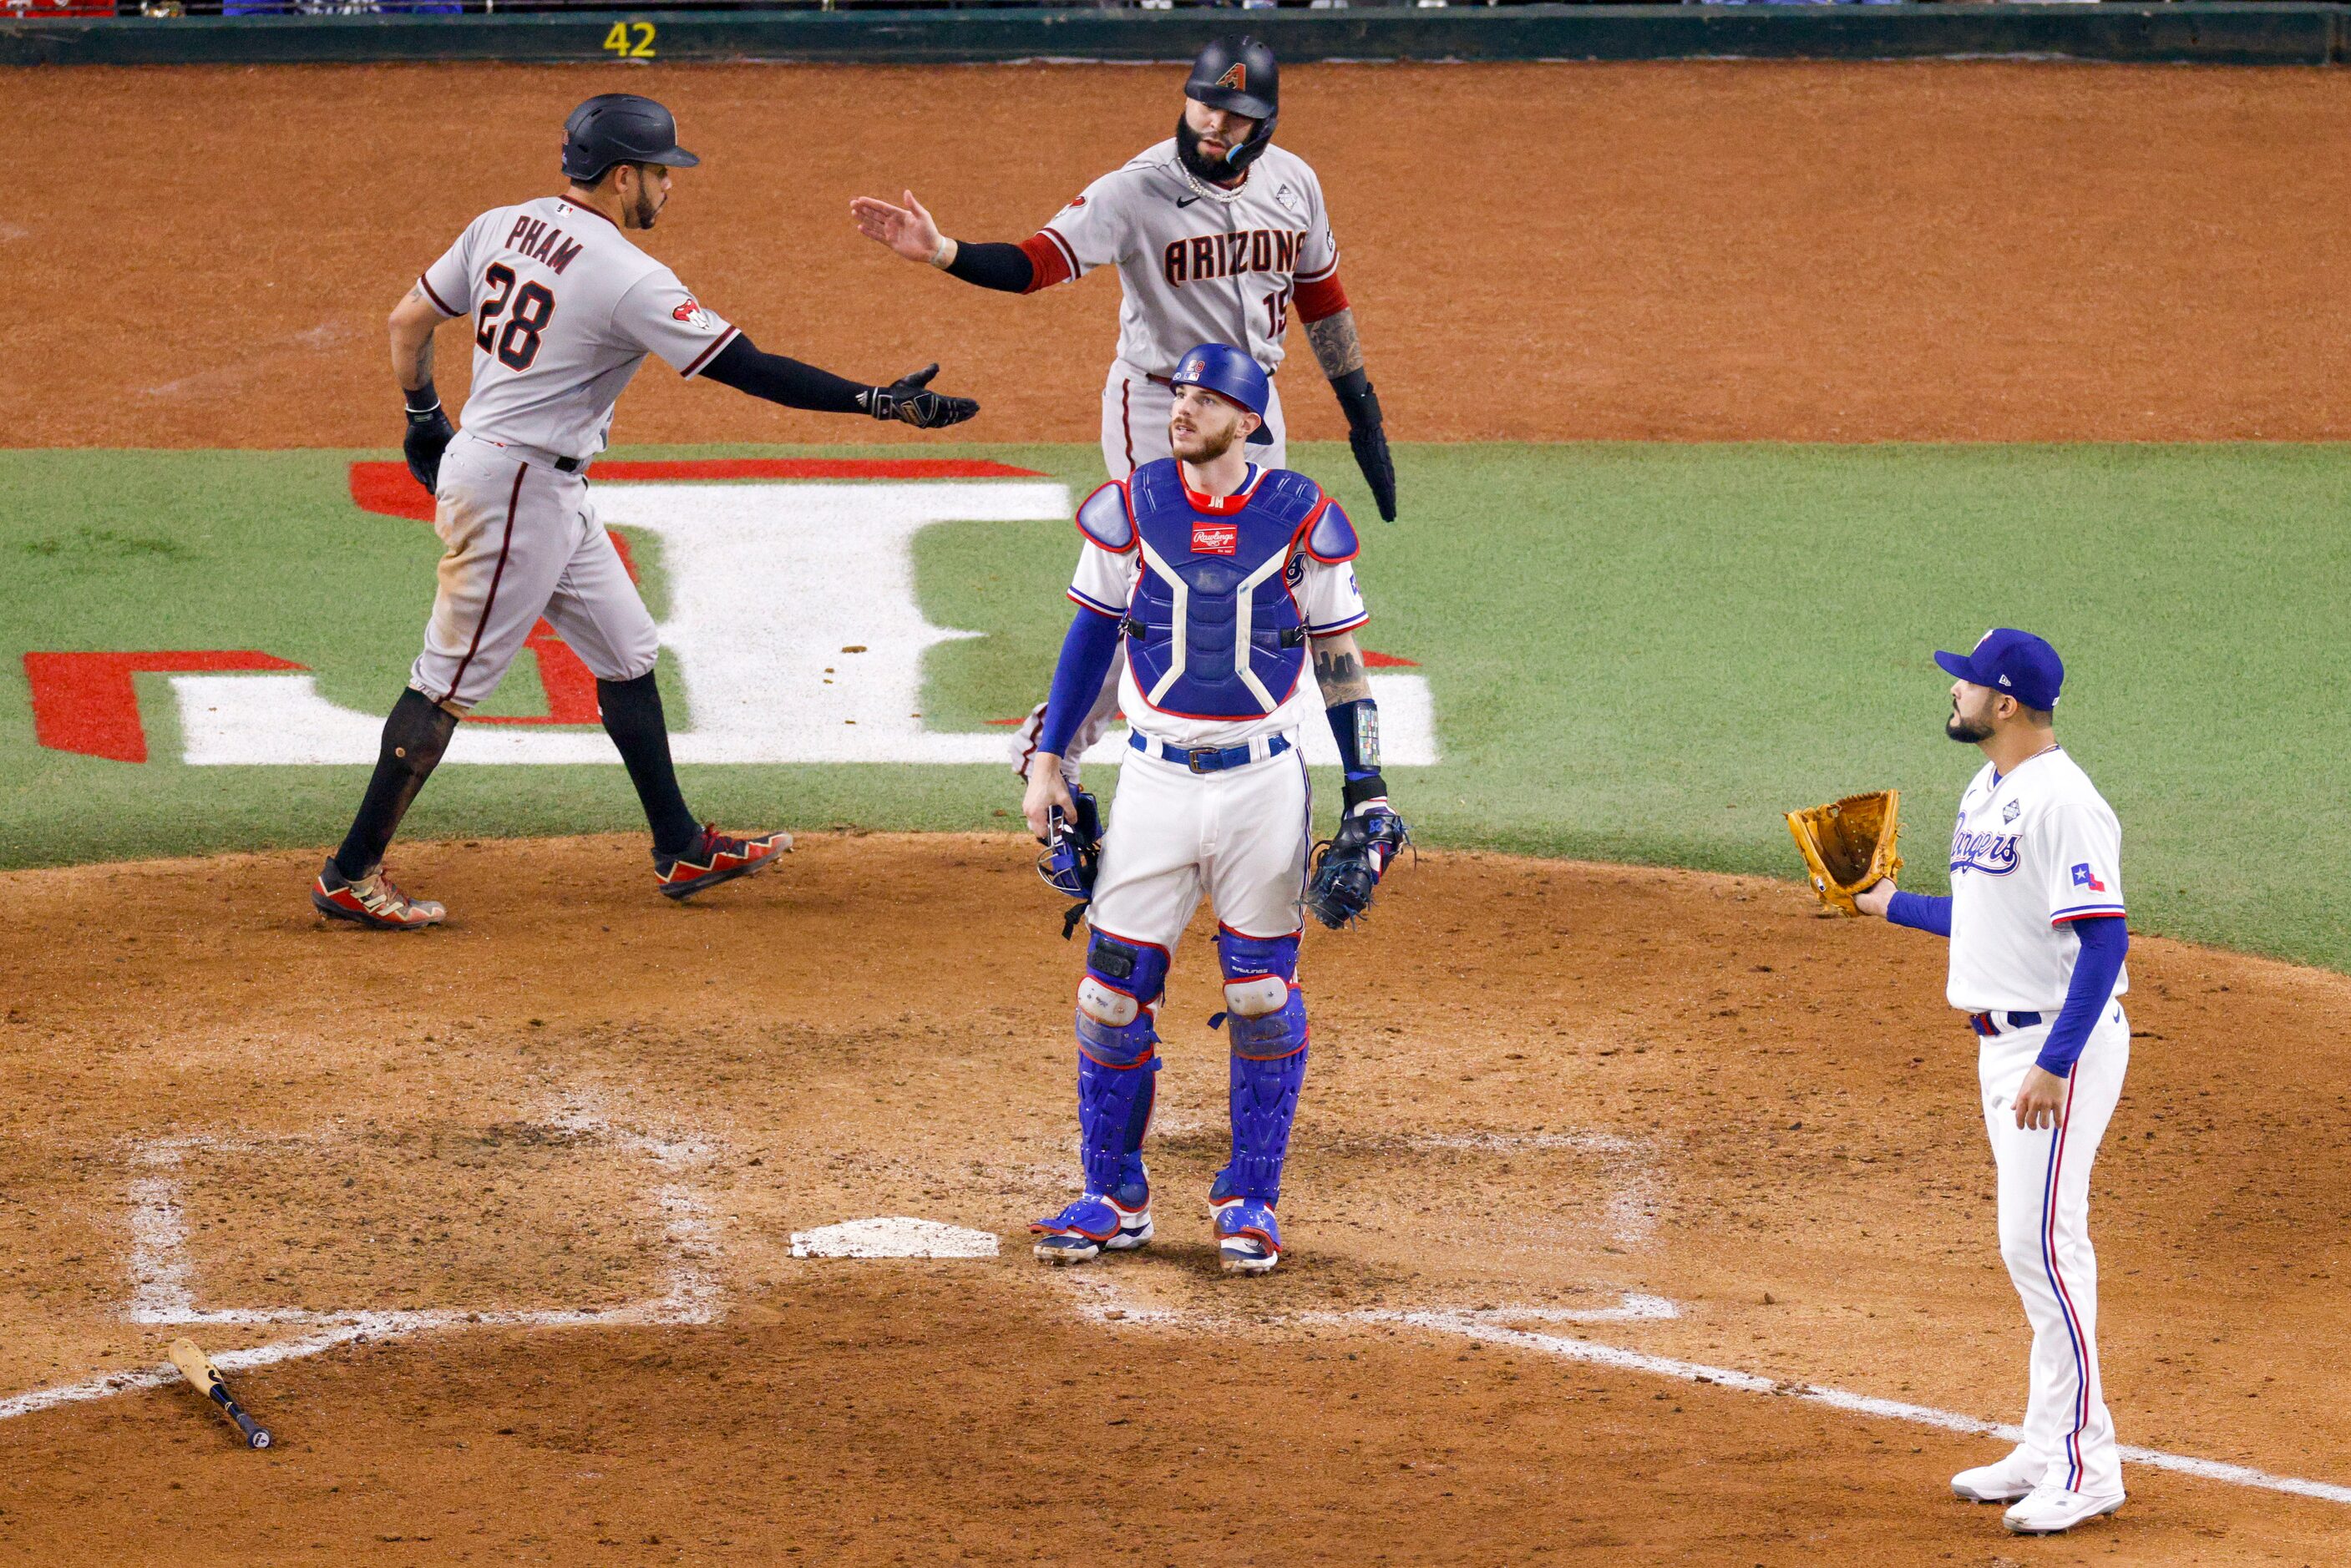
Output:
(1885, 890), (1953, 938)
(1037, 606), (1122, 760)
(2035, 915), (2129, 1078)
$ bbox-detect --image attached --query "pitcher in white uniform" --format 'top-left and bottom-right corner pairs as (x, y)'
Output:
(313, 94), (979, 931)
(1854, 629), (2132, 1538)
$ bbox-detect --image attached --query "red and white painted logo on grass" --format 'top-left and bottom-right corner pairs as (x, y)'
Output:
(28, 459), (1439, 769)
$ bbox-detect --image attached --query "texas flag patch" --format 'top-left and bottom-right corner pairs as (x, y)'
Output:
(1191, 523), (1239, 555)
(2070, 862), (2109, 893)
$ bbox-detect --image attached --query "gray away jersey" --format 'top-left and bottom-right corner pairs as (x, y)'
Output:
(1036, 140), (1338, 377)
(419, 195), (737, 459)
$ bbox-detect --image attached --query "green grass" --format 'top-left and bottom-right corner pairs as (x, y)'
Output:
(3, 442), (2346, 969)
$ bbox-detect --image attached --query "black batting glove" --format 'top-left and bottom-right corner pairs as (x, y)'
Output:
(862, 363), (980, 429)
(402, 384), (455, 495)
(1331, 370), (1396, 523)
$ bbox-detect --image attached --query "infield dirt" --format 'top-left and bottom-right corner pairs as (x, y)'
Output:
(2, 836), (2347, 1563)
(8, 56), (2351, 1565)
(9, 61), (2351, 448)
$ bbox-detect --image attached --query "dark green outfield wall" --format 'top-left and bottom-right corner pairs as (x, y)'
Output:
(2, 3), (2343, 68)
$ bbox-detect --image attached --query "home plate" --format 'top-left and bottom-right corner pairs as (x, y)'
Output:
(788, 1217), (1001, 1260)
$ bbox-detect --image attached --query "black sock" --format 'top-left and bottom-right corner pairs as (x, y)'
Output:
(333, 688), (459, 879)
(598, 671), (699, 856)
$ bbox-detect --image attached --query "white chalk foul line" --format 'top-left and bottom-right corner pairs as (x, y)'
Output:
(1370, 1309), (2351, 1509)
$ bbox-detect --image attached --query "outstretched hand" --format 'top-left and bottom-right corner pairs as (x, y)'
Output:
(850, 190), (945, 265)
(1852, 879), (1897, 918)
(863, 363), (979, 429)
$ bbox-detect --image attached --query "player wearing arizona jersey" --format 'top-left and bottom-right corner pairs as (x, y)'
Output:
(1854, 630), (2132, 1538)
(851, 36), (1395, 511)
(1017, 343), (1405, 1277)
(313, 94), (977, 931)
(853, 37), (1396, 795)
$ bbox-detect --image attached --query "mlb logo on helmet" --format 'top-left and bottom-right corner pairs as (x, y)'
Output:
(1184, 357), (1207, 378)
(2070, 862), (2108, 893)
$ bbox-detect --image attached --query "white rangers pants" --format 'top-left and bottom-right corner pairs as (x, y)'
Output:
(1979, 1003), (2131, 1498)
(409, 432), (659, 711)
(1100, 359), (1288, 480)
(1087, 741), (1313, 951)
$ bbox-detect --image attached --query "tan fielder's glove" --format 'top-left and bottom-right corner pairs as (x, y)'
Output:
(1786, 790), (1902, 915)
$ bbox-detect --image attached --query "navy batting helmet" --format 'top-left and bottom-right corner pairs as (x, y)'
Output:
(1170, 342), (1273, 445)
(561, 94), (701, 185)
(1185, 37), (1279, 173)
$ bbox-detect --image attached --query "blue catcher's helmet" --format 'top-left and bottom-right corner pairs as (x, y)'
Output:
(1169, 342), (1273, 446)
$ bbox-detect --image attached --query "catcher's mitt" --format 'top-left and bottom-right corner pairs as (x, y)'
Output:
(1305, 802), (1410, 930)
(1785, 790), (1902, 915)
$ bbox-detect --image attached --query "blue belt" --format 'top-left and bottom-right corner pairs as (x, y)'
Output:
(1129, 731), (1290, 775)
(1969, 1010), (2044, 1037)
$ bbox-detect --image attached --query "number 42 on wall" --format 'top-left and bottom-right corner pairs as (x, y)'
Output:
(602, 20), (656, 58)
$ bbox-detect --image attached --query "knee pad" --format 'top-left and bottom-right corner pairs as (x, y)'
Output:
(1075, 932), (1168, 1066)
(1215, 927), (1305, 1060)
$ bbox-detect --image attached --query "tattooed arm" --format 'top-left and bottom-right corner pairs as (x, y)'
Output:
(388, 280), (448, 394)
(1310, 630), (1371, 706)
(1305, 306), (1396, 524)
(390, 281), (457, 492)
(1312, 630), (1389, 812)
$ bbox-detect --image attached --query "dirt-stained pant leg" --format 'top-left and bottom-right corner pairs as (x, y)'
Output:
(410, 433), (654, 710)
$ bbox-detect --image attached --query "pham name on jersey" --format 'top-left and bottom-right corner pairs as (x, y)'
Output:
(1161, 229), (1307, 288)
(503, 215), (585, 276)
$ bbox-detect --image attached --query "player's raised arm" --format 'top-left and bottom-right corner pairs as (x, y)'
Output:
(850, 186), (1106, 296)
(700, 338), (978, 428)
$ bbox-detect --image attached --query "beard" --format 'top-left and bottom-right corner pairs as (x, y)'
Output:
(1175, 111), (1239, 185)
(633, 181), (661, 230)
(1946, 707), (1994, 744)
(1171, 423), (1239, 464)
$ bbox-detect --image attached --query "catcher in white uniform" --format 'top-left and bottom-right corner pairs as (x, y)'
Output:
(314, 94), (978, 930)
(1017, 343), (1407, 1276)
(851, 37), (1397, 785)
(1853, 629), (2132, 1537)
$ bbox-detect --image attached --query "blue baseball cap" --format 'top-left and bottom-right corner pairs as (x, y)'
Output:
(1934, 628), (2064, 711)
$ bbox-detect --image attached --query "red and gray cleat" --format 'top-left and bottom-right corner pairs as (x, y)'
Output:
(312, 858), (446, 930)
(654, 826), (792, 900)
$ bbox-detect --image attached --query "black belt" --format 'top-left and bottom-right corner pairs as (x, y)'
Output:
(554, 456), (585, 473)
(1969, 1010), (2044, 1037)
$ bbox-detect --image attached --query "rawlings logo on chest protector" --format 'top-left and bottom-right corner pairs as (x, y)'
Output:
(1121, 461), (1320, 721)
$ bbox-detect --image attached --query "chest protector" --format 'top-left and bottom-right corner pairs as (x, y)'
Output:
(1121, 460), (1325, 721)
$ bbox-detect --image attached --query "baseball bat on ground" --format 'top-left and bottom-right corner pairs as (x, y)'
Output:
(169, 1338), (273, 1449)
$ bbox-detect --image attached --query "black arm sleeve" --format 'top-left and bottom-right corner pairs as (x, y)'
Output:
(699, 332), (869, 415)
(944, 241), (1036, 294)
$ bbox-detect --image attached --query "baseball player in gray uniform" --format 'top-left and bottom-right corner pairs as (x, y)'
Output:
(314, 94), (979, 930)
(850, 38), (1398, 786)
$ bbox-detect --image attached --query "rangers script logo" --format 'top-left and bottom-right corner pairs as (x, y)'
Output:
(1950, 827), (2022, 876)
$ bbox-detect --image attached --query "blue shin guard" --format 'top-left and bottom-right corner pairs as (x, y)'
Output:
(1210, 928), (1309, 1271)
(1071, 933), (1169, 1197)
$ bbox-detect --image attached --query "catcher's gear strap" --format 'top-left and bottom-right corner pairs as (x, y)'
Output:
(1075, 481), (1136, 553)
(1304, 498), (1359, 564)
(1075, 933), (1168, 1067)
(1784, 789), (1903, 917)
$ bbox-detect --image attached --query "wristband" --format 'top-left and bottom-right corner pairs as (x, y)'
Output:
(928, 235), (958, 271)
(1325, 697), (1381, 779)
(403, 382), (441, 418)
(1341, 773), (1390, 812)
(1330, 369), (1381, 432)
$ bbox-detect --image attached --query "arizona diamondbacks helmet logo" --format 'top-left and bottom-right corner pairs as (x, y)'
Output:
(1216, 63), (1247, 92)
